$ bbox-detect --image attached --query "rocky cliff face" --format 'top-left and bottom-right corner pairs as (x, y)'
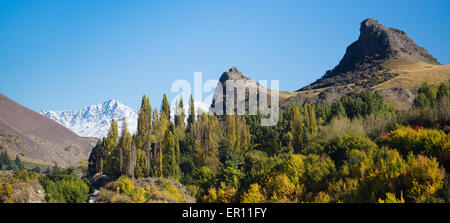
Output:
(211, 67), (270, 115)
(299, 18), (440, 91)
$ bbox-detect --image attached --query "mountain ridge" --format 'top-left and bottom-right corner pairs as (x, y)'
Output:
(0, 93), (97, 167)
(40, 99), (138, 138)
(210, 18), (449, 111)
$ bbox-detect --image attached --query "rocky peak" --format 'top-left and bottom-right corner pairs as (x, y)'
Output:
(299, 18), (440, 91)
(218, 66), (250, 83)
(211, 67), (266, 114)
(332, 18), (439, 78)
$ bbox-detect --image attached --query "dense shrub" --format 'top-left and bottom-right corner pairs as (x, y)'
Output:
(39, 174), (90, 203)
(325, 135), (377, 167)
(378, 125), (449, 161)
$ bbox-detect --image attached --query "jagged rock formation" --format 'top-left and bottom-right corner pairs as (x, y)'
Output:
(211, 67), (273, 115)
(299, 18), (440, 92)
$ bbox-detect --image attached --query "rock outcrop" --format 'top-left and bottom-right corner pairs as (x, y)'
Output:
(299, 18), (440, 92)
(211, 67), (274, 115)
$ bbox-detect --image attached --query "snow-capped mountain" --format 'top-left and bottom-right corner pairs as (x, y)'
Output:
(41, 98), (212, 139)
(40, 99), (138, 138)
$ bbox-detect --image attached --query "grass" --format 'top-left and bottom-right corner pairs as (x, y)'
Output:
(373, 63), (450, 91)
(22, 161), (52, 171)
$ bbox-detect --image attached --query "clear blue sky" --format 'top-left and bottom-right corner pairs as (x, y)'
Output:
(1, 0), (449, 111)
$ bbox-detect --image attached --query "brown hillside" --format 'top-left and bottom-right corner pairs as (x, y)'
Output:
(0, 93), (97, 167)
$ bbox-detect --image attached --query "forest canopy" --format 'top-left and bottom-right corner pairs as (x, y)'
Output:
(86, 82), (449, 203)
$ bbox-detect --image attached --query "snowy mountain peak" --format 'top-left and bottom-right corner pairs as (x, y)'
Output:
(40, 99), (138, 138)
(41, 98), (213, 139)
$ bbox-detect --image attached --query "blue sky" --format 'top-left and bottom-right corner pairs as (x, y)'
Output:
(1, 0), (449, 111)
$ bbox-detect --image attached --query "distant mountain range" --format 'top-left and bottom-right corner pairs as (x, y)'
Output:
(40, 99), (138, 139)
(40, 99), (211, 139)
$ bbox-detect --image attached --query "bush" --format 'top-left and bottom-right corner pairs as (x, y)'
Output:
(319, 117), (366, 143)
(241, 183), (265, 203)
(325, 135), (377, 167)
(39, 174), (90, 203)
(112, 176), (135, 195)
(378, 192), (404, 203)
(363, 113), (397, 140)
(400, 154), (445, 203)
(302, 154), (336, 193)
(327, 178), (358, 202)
(378, 125), (449, 161)
(263, 174), (296, 202)
(192, 166), (216, 201)
(355, 148), (406, 202)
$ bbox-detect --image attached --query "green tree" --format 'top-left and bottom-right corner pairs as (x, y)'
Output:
(325, 135), (377, 167)
(104, 119), (120, 177)
(305, 104), (318, 137)
(161, 93), (171, 119)
(378, 125), (449, 160)
(135, 149), (149, 178)
(119, 117), (133, 177)
(401, 154), (445, 203)
(290, 106), (303, 153)
(162, 127), (181, 179)
(241, 183), (265, 203)
(192, 166), (216, 201)
(175, 96), (186, 131)
(135, 95), (152, 152)
(187, 95), (195, 133)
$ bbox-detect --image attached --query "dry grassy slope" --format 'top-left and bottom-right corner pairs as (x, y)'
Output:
(0, 93), (97, 167)
(372, 63), (450, 91)
(277, 63), (450, 110)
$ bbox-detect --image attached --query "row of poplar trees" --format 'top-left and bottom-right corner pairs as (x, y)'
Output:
(88, 94), (252, 180)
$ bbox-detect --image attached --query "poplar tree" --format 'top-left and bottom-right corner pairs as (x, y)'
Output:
(187, 95), (195, 133)
(175, 97), (186, 132)
(162, 127), (181, 179)
(161, 94), (171, 119)
(104, 119), (119, 176)
(134, 95), (152, 178)
(306, 104), (318, 136)
(136, 95), (152, 152)
(135, 149), (149, 178)
(193, 112), (220, 173)
(106, 119), (119, 149)
(119, 117), (132, 177)
(237, 116), (251, 158)
(225, 114), (237, 150)
(290, 106), (303, 153)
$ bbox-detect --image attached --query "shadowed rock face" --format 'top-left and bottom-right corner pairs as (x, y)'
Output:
(211, 67), (264, 115)
(299, 18), (440, 91)
(218, 67), (251, 83)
